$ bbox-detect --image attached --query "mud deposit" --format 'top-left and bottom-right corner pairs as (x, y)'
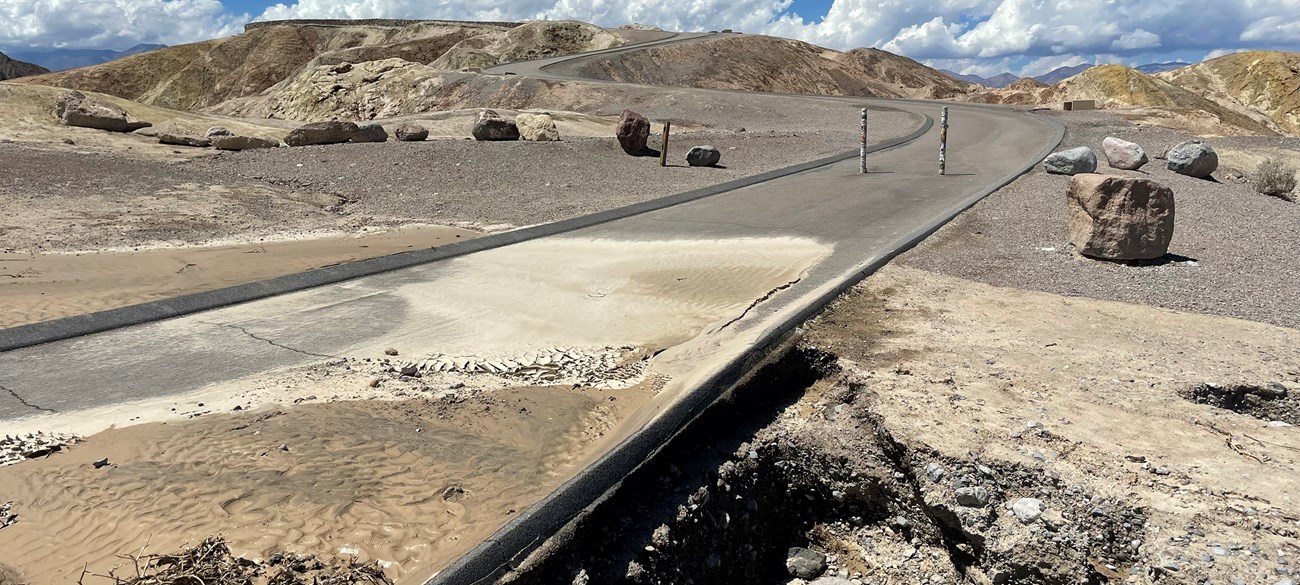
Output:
(0, 382), (657, 584)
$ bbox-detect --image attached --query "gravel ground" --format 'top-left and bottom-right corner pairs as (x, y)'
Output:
(2, 108), (914, 252)
(900, 110), (1300, 328)
(188, 123), (913, 229)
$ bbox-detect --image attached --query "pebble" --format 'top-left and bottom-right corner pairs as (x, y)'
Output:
(925, 461), (944, 483)
(1010, 497), (1045, 523)
(92, 457), (110, 469)
(955, 486), (990, 507)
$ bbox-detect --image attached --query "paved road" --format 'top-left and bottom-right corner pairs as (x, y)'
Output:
(0, 32), (1056, 429)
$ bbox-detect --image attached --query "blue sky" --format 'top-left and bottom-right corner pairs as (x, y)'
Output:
(2, 0), (1298, 76)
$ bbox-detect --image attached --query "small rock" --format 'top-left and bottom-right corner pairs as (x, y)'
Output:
(286, 120), (360, 146)
(92, 458), (110, 469)
(471, 110), (519, 141)
(158, 133), (211, 147)
(1102, 137), (1149, 170)
(1166, 140), (1218, 178)
(516, 112), (560, 141)
(686, 145), (722, 167)
(1010, 498), (1045, 523)
(278, 444), (289, 452)
(1269, 421), (1293, 428)
(1044, 146), (1098, 175)
(925, 462), (944, 483)
(212, 135), (279, 150)
(955, 486), (990, 507)
(616, 109), (651, 155)
(395, 123), (429, 141)
(206, 126), (234, 138)
(368, 378), (381, 388)
(384, 348), (399, 356)
(786, 547), (827, 579)
(351, 122), (388, 143)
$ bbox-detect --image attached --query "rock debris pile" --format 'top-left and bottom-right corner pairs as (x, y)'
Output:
(377, 345), (649, 388)
(1, 432), (80, 466)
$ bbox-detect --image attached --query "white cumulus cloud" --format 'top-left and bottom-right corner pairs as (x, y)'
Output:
(0, 0), (247, 49)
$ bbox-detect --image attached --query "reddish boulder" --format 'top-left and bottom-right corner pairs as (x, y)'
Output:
(616, 109), (650, 155)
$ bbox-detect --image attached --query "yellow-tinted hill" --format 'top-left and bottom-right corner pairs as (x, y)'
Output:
(962, 64), (1277, 136)
(1158, 51), (1300, 135)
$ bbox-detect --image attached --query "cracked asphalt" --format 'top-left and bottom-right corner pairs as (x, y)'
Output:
(0, 100), (1057, 422)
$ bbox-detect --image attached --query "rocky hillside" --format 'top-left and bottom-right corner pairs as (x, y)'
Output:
(0, 51), (48, 81)
(964, 64), (1278, 135)
(13, 20), (622, 112)
(1158, 51), (1300, 135)
(563, 35), (974, 99)
(830, 48), (975, 99)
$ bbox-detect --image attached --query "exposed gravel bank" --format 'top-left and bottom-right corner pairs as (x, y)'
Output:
(900, 110), (1300, 328)
(189, 122), (913, 229)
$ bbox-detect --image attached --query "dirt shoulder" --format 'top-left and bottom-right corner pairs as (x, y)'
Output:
(900, 110), (1300, 328)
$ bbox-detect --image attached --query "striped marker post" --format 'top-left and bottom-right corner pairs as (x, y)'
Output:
(859, 108), (868, 174)
(939, 106), (949, 176)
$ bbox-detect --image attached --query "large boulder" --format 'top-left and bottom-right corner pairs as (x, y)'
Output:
(394, 123), (428, 142)
(686, 145), (721, 167)
(285, 120), (359, 146)
(785, 547), (826, 579)
(1044, 146), (1098, 175)
(1102, 137), (1149, 170)
(1166, 140), (1218, 178)
(212, 135), (280, 151)
(158, 133), (211, 147)
(54, 91), (151, 133)
(516, 113), (560, 141)
(471, 110), (520, 141)
(1067, 174), (1175, 260)
(616, 109), (651, 155)
(351, 122), (388, 143)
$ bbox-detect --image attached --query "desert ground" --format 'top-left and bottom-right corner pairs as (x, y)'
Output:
(1, 16), (1298, 585)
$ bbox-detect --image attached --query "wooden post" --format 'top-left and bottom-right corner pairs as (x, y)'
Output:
(859, 108), (868, 174)
(939, 106), (949, 176)
(660, 122), (671, 167)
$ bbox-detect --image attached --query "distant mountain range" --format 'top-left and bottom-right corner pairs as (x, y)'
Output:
(0, 50), (48, 80)
(941, 61), (1192, 88)
(5, 44), (166, 72)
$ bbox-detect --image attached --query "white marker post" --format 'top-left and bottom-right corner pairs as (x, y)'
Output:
(939, 106), (949, 176)
(859, 108), (868, 174)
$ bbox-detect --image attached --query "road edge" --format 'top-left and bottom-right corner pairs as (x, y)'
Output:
(426, 112), (1065, 585)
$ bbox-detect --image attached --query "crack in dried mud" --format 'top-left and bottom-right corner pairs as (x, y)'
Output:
(0, 383), (53, 414)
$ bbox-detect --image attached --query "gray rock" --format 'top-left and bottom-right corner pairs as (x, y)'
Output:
(205, 126), (234, 138)
(286, 120), (360, 146)
(55, 91), (151, 133)
(1067, 174), (1175, 260)
(809, 578), (853, 585)
(351, 122), (388, 143)
(955, 486), (990, 507)
(92, 457), (109, 469)
(212, 135), (280, 151)
(158, 133), (211, 147)
(1166, 140), (1218, 178)
(786, 547), (826, 579)
(686, 145), (722, 167)
(1102, 137), (1149, 170)
(395, 123), (428, 141)
(925, 461), (944, 483)
(1010, 497), (1044, 523)
(1044, 146), (1098, 175)
(471, 110), (519, 141)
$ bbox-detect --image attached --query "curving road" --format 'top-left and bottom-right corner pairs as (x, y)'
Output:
(0, 28), (1062, 585)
